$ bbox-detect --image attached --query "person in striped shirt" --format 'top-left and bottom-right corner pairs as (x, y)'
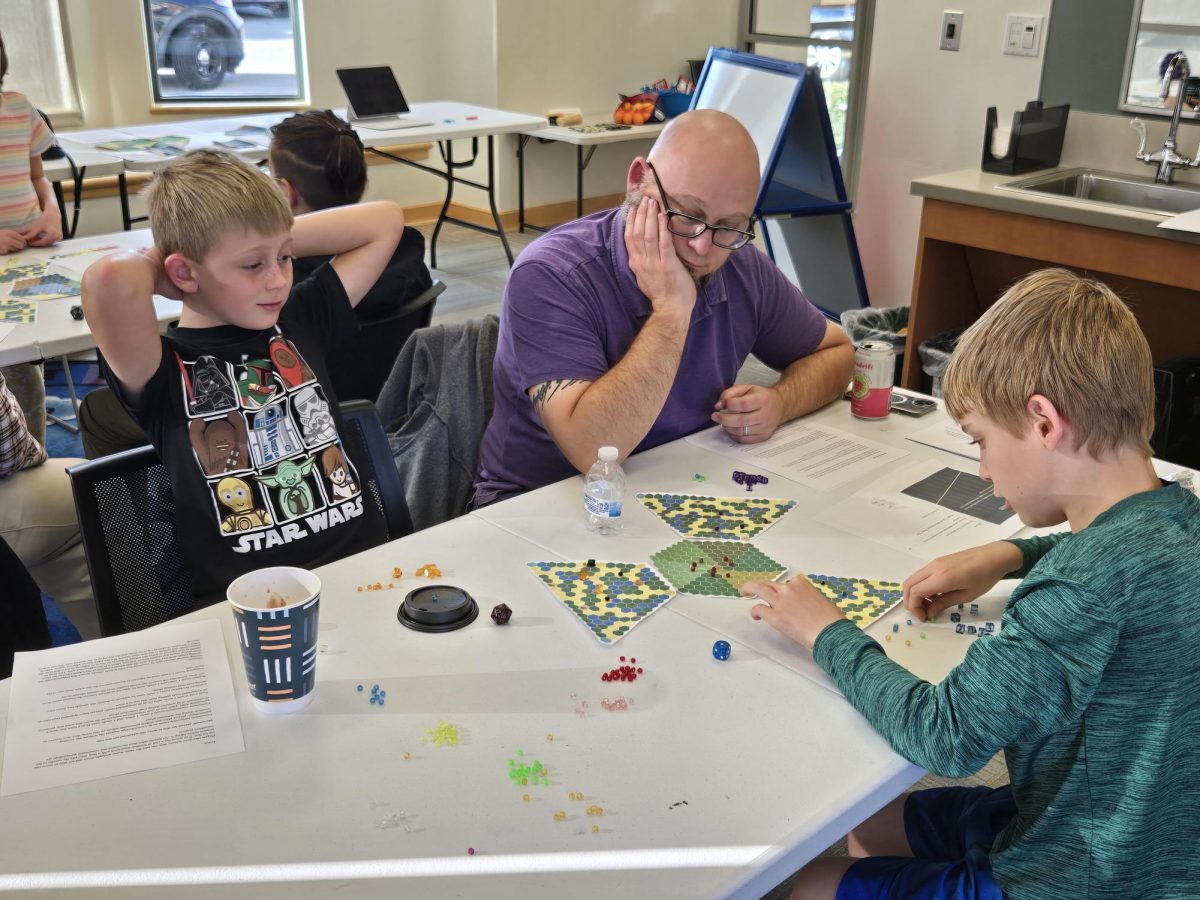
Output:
(0, 31), (61, 252)
(0, 30), (64, 447)
(745, 268), (1200, 899)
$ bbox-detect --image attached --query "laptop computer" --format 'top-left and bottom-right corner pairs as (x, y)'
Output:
(336, 66), (432, 131)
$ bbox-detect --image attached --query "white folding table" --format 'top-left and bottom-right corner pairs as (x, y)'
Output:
(0, 397), (1015, 898)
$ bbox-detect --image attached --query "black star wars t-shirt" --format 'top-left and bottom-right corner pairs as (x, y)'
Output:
(110, 263), (387, 602)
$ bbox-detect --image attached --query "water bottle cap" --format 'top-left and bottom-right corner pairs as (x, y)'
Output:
(598, 446), (618, 462)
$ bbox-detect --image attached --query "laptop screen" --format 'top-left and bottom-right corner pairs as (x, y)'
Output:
(337, 66), (410, 117)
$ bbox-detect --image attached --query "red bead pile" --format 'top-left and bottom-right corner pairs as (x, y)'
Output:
(601, 655), (644, 683)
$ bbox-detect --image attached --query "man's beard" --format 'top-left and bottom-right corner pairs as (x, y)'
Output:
(620, 187), (713, 290)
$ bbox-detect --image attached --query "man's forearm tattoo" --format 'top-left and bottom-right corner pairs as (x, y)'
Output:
(530, 379), (582, 411)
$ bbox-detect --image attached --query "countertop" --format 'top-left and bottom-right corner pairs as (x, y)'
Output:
(911, 167), (1200, 246)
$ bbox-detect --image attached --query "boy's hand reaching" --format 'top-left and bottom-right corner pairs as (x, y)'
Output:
(742, 575), (845, 650)
(0, 229), (26, 253)
(902, 541), (1023, 622)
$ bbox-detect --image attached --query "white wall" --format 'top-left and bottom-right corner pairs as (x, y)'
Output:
(854, 0), (1053, 308)
(55, 0), (731, 234)
(492, 0), (737, 211)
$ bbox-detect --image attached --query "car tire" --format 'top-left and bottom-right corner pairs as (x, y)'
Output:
(171, 20), (229, 90)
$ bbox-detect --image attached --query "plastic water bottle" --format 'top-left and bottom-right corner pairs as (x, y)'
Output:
(584, 446), (626, 534)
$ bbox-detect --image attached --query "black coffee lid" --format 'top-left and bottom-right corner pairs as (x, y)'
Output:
(398, 584), (478, 633)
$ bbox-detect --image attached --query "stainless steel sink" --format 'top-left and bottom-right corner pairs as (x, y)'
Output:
(999, 168), (1200, 215)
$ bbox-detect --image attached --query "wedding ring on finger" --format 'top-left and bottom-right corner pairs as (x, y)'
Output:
(741, 425), (750, 437)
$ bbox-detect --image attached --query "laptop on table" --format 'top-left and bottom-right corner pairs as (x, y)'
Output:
(336, 66), (433, 131)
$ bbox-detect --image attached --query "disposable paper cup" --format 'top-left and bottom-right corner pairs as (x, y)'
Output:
(227, 567), (321, 714)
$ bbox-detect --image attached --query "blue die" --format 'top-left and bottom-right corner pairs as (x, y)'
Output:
(712, 640), (732, 661)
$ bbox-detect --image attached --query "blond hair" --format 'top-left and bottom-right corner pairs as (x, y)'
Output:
(143, 149), (292, 260)
(943, 268), (1155, 458)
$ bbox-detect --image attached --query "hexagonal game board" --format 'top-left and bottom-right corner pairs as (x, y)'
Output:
(637, 492), (797, 540)
(527, 560), (676, 645)
(650, 539), (787, 597)
(807, 574), (903, 628)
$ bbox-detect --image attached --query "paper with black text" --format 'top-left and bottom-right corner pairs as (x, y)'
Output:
(816, 460), (1024, 557)
(685, 420), (908, 491)
(1, 619), (244, 796)
(906, 417), (980, 461)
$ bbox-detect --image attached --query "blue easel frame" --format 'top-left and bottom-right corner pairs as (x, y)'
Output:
(691, 48), (869, 317)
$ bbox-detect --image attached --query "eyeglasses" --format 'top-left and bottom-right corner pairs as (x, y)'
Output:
(645, 161), (755, 250)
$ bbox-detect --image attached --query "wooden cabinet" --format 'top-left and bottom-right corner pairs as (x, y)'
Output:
(902, 198), (1200, 390)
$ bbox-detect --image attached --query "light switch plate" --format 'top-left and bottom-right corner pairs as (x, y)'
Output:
(940, 11), (964, 51)
(1003, 14), (1043, 57)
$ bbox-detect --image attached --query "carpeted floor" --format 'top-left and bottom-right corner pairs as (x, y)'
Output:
(43, 359), (104, 459)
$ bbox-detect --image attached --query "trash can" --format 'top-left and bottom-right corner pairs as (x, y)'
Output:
(917, 328), (965, 397)
(840, 306), (908, 386)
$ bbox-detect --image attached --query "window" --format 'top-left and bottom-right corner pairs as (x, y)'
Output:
(141, 0), (308, 107)
(739, 0), (874, 197)
(0, 0), (81, 122)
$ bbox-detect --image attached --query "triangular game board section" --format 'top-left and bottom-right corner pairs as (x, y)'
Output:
(637, 492), (798, 540)
(527, 560), (676, 645)
(651, 539), (787, 597)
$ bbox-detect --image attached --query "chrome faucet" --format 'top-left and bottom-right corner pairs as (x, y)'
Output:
(1133, 51), (1200, 184)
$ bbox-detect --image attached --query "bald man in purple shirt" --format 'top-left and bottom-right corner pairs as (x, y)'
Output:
(474, 110), (854, 506)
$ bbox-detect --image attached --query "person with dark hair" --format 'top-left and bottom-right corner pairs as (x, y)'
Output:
(80, 110), (433, 458)
(269, 110), (432, 321)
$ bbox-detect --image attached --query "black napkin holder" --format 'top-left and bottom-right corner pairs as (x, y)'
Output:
(982, 100), (1070, 175)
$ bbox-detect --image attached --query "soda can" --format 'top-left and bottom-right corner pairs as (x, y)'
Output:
(850, 341), (895, 419)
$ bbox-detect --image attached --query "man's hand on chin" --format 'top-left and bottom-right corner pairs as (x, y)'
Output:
(624, 195), (696, 322)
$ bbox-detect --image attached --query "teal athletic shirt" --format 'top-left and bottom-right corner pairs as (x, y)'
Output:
(813, 482), (1200, 898)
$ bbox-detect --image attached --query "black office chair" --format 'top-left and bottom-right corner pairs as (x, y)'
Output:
(68, 400), (411, 636)
(327, 281), (445, 403)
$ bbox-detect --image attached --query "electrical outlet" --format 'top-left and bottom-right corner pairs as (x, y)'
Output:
(1003, 14), (1043, 57)
(941, 11), (964, 51)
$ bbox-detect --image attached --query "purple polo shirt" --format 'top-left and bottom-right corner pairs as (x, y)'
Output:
(474, 208), (828, 504)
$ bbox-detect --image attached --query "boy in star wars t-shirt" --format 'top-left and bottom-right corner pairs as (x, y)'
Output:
(82, 149), (408, 603)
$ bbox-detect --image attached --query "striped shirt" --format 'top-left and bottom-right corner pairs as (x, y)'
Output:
(813, 483), (1200, 898)
(0, 371), (47, 479)
(0, 91), (53, 230)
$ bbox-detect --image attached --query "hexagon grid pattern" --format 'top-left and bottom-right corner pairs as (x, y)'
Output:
(636, 492), (798, 540)
(650, 539), (788, 598)
(527, 560), (676, 645)
(808, 574), (904, 628)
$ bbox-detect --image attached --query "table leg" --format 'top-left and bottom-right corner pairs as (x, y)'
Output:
(429, 141), (455, 270)
(46, 356), (81, 435)
(518, 134), (529, 234)
(53, 181), (69, 241)
(485, 136), (515, 267)
(577, 145), (585, 220)
(68, 165), (86, 239)
(118, 174), (133, 232)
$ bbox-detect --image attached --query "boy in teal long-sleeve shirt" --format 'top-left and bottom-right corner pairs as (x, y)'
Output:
(745, 268), (1200, 899)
